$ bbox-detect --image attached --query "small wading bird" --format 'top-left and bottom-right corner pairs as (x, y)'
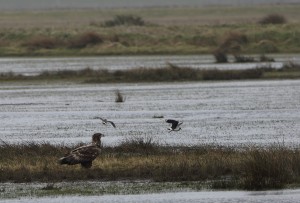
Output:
(58, 133), (104, 168)
(94, 117), (116, 128)
(165, 119), (183, 132)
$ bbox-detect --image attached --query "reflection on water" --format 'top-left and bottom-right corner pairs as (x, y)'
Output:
(0, 54), (299, 76)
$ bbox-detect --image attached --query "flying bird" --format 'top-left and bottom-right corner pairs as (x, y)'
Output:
(165, 119), (183, 132)
(95, 117), (116, 128)
(58, 133), (104, 168)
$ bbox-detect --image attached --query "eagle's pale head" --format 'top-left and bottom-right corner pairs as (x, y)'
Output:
(92, 133), (104, 146)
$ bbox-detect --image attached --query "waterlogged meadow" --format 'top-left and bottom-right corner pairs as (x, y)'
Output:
(1, 80), (299, 147)
(1, 4), (300, 201)
(1, 72), (300, 199)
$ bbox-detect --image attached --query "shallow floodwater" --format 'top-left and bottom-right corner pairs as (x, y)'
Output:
(3, 190), (300, 203)
(1, 54), (299, 76)
(0, 80), (299, 147)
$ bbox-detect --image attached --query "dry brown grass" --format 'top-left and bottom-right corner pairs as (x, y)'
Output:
(23, 36), (63, 50)
(1, 140), (300, 190)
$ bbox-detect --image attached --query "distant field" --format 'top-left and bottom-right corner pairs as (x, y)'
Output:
(0, 5), (299, 28)
(0, 5), (299, 56)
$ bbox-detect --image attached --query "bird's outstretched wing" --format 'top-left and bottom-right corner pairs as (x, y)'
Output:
(94, 117), (105, 121)
(99, 117), (106, 122)
(107, 121), (116, 128)
(165, 119), (179, 128)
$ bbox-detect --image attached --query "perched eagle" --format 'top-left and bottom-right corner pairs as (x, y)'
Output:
(58, 133), (104, 168)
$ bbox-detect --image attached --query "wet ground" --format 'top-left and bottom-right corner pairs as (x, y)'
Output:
(1, 56), (300, 201)
(1, 80), (299, 147)
(3, 189), (300, 203)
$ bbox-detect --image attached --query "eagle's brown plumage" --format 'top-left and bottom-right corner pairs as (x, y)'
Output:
(58, 133), (103, 168)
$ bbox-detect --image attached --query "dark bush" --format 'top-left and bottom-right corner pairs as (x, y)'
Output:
(202, 69), (263, 80)
(68, 32), (103, 48)
(258, 14), (287, 25)
(213, 49), (228, 63)
(213, 32), (248, 63)
(220, 32), (248, 50)
(103, 15), (145, 27)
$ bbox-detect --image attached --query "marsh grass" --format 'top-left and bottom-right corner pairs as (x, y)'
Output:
(240, 147), (297, 190)
(1, 63), (300, 83)
(1, 139), (300, 190)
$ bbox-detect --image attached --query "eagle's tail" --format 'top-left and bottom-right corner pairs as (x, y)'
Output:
(58, 155), (76, 165)
(58, 157), (68, 165)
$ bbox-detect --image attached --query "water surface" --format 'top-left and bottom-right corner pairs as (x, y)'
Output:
(1, 54), (299, 76)
(3, 190), (300, 203)
(1, 80), (299, 147)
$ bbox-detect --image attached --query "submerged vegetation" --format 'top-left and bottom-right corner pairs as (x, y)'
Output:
(0, 139), (300, 190)
(1, 62), (300, 83)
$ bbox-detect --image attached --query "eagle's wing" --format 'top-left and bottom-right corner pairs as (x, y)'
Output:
(69, 145), (100, 162)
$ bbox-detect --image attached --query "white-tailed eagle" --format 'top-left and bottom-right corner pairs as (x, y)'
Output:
(58, 133), (104, 168)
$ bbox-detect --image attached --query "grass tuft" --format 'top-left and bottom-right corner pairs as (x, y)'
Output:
(115, 89), (125, 102)
(241, 146), (296, 190)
